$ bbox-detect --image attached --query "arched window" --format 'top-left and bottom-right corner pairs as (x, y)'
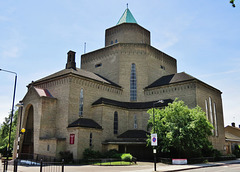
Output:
(209, 97), (214, 135)
(134, 115), (137, 129)
(114, 111), (118, 134)
(213, 103), (218, 136)
(130, 63), (137, 101)
(79, 89), (83, 117)
(205, 99), (209, 120)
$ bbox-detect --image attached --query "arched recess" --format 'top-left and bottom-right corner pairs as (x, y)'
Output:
(20, 104), (34, 157)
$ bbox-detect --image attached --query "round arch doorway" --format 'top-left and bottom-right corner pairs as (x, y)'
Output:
(20, 105), (34, 158)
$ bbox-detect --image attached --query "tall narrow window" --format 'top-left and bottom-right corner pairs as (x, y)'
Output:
(89, 133), (92, 147)
(205, 99), (209, 120)
(213, 103), (218, 136)
(209, 97), (214, 135)
(114, 112), (118, 134)
(134, 115), (137, 129)
(79, 89), (84, 117)
(130, 63), (137, 101)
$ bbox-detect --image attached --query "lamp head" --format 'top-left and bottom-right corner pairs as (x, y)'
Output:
(16, 102), (24, 107)
(20, 128), (25, 133)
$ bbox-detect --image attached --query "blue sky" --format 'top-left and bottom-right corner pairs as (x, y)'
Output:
(0, 0), (240, 126)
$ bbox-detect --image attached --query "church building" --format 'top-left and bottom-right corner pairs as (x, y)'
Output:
(14, 8), (225, 160)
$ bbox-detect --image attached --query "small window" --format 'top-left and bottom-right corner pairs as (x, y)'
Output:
(47, 145), (50, 151)
(134, 115), (137, 129)
(95, 63), (102, 68)
(160, 65), (165, 70)
(115, 39), (118, 43)
(89, 133), (93, 147)
(114, 111), (118, 134)
(79, 89), (84, 117)
(111, 41), (113, 44)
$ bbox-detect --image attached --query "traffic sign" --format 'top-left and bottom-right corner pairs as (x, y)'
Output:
(151, 133), (157, 146)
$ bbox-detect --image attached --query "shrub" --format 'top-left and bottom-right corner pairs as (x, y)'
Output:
(121, 153), (132, 162)
(232, 144), (240, 158)
(83, 148), (102, 160)
(59, 151), (73, 163)
(103, 149), (121, 159)
(213, 149), (221, 160)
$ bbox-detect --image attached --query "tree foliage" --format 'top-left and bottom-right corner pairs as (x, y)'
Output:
(230, 0), (236, 7)
(0, 110), (18, 156)
(147, 99), (214, 158)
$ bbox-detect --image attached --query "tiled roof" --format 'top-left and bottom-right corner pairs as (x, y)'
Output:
(146, 72), (195, 89)
(225, 132), (240, 141)
(117, 130), (150, 139)
(68, 118), (102, 130)
(117, 8), (137, 25)
(225, 125), (240, 139)
(34, 87), (54, 98)
(92, 97), (173, 109)
(32, 68), (121, 88)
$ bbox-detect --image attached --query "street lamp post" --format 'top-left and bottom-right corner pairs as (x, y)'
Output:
(0, 68), (17, 170)
(16, 102), (24, 159)
(152, 100), (164, 172)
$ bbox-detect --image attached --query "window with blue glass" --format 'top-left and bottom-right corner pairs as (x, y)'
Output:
(130, 63), (137, 101)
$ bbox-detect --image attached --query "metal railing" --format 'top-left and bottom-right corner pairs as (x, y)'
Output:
(40, 159), (64, 172)
(2, 153), (64, 172)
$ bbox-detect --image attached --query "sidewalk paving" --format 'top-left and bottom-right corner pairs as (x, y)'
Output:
(1, 159), (240, 172)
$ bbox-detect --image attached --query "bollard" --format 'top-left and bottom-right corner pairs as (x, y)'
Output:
(14, 159), (18, 172)
(3, 160), (5, 172)
(62, 159), (64, 172)
(40, 159), (43, 172)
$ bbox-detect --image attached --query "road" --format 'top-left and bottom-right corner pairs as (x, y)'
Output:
(184, 164), (240, 172)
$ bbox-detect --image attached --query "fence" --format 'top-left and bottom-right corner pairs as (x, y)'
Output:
(2, 158), (64, 172)
(2, 159), (17, 172)
(40, 159), (64, 172)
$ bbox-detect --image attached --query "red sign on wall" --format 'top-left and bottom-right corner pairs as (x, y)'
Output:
(70, 134), (75, 144)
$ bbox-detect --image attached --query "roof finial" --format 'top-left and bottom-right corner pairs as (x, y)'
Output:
(127, 3), (128, 9)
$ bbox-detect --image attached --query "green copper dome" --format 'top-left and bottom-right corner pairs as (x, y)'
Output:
(117, 8), (137, 25)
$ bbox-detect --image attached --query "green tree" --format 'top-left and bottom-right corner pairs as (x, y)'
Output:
(230, 0), (236, 7)
(0, 110), (18, 156)
(147, 99), (214, 158)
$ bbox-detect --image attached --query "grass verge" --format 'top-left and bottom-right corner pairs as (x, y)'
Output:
(94, 161), (133, 166)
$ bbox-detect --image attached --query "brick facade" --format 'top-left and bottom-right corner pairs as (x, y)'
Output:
(13, 9), (226, 160)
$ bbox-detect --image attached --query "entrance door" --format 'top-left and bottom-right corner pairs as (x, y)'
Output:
(20, 105), (34, 159)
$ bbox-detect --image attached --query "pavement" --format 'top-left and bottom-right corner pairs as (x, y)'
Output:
(0, 159), (240, 172)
